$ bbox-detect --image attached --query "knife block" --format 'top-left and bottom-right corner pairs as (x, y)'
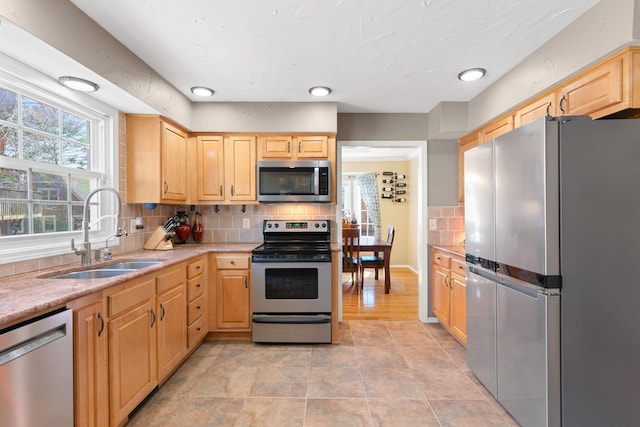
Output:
(143, 226), (174, 250)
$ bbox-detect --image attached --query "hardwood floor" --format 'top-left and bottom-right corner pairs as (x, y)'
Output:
(342, 267), (419, 321)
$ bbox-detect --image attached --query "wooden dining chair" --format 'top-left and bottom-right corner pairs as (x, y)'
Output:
(342, 227), (360, 288)
(359, 225), (395, 287)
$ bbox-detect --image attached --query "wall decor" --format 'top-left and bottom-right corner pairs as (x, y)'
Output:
(380, 172), (407, 202)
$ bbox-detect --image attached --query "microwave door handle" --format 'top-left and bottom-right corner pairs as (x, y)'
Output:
(314, 167), (320, 195)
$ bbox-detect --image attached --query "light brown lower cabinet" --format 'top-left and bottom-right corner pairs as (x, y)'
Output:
(186, 256), (207, 348)
(67, 292), (109, 427)
(210, 253), (251, 332)
(155, 266), (187, 381)
(105, 276), (157, 427)
(431, 248), (467, 345)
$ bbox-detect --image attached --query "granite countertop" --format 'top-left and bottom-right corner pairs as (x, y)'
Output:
(431, 244), (466, 257)
(0, 243), (258, 328)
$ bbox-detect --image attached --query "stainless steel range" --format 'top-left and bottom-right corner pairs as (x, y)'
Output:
(251, 219), (332, 343)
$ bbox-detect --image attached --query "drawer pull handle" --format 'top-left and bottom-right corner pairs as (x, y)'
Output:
(196, 265), (201, 270)
(196, 283), (201, 288)
(196, 305), (201, 310)
(230, 260), (235, 265)
(196, 327), (201, 332)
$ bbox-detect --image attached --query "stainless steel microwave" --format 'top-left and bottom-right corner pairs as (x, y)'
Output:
(257, 160), (331, 202)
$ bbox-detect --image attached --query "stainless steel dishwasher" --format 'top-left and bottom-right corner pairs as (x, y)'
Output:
(0, 308), (73, 427)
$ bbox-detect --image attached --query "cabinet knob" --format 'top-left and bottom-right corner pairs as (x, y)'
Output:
(196, 305), (201, 310)
(196, 265), (201, 270)
(230, 260), (235, 265)
(196, 283), (201, 288)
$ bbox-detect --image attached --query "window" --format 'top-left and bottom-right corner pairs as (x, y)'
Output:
(341, 174), (375, 238)
(0, 53), (118, 263)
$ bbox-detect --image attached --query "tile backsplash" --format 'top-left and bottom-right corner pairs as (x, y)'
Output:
(428, 206), (465, 245)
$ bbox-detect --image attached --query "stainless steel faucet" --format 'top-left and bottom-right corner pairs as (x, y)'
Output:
(71, 186), (124, 266)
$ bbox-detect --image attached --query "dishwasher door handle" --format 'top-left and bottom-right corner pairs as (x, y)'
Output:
(0, 326), (66, 366)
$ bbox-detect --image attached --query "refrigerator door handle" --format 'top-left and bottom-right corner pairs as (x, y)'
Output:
(468, 265), (498, 282)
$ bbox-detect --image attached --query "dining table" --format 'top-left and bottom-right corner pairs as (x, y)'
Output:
(359, 235), (392, 294)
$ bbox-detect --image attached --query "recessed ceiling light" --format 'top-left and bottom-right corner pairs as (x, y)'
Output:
(457, 68), (487, 82)
(191, 86), (215, 97)
(309, 86), (331, 97)
(58, 76), (99, 92)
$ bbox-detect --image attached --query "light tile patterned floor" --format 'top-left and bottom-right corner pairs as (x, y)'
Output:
(127, 321), (519, 427)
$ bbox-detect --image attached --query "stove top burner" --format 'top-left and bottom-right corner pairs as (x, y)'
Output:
(252, 219), (332, 262)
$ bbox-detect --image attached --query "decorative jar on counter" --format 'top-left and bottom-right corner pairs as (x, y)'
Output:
(174, 211), (191, 244)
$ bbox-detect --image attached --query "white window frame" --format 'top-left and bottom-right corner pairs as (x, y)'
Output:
(0, 52), (119, 264)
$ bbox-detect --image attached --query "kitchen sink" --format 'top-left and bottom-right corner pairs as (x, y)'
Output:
(103, 261), (161, 270)
(51, 269), (136, 279)
(45, 260), (162, 279)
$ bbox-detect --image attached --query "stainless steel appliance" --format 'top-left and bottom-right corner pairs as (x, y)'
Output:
(465, 115), (640, 427)
(257, 160), (331, 202)
(251, 219), (332, 343)
(0, 308), (73, 426)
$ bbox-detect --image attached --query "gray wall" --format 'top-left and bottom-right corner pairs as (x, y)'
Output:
(337, 113), (427, 141)
(427, 140), (458, 206)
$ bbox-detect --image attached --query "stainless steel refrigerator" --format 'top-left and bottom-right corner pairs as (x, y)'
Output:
(464, 115), (640, 427)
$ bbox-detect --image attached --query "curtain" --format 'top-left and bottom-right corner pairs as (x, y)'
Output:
(357, 173), (382, 239)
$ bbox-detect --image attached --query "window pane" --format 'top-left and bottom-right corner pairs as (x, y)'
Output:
(62, 141), (89, 169)
(33, 204), (68, 233)
(0, 168), (28, 198)
(23, 130), (59, 164)
(0, 202), (28, 235)
(0, 125), (19, 157)
(71, 205), (84, 231)
(70, 177), (91, 202)
(63, 112), (88, 143)
(22, 96), (59, 135)
(0, 87), (18, 123)
(32, 172), (68, 201)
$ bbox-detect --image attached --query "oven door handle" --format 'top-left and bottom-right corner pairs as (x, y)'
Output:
(252, 314), (331, 324)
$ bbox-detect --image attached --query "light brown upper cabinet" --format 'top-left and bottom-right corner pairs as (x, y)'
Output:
(258, 135), (329, 160)
(479, 114), (514, 144)
(194, 135), (257, 203)
(514, 92), (559, 128)
(126, 115), (188, 204)
(457, 132), (479, 204)
(560, 55), (625, 118)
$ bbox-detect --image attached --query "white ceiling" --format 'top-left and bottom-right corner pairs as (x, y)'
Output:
(69, 0), (598, 114)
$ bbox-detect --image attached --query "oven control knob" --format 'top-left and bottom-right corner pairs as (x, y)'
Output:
(274, 223), (279, 228)
(315, 223), (320, 228)
(321, 222), (327, 228)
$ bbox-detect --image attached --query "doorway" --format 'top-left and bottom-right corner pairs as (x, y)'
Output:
(337, 140), (431, 323)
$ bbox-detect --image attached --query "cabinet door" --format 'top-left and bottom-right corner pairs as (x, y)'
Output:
(161, 122), (188, 202)
(216, 269), (251, 330)
(225, 136), (256, 201)
(560, 56), (624, 117)
(458, 132), (479, 204)
(514, 92), (558, 128)
(68, 294), (108, 427)
(431, 265), (450, 325)
(109, 300), (157, 426)
(258, 135), (293, 158)
(196, 135), (225, 201)
(156, 285), (187, 381)
(296, 136), (328, 158)
(450, 272), (467, 345)
(479, 115), (514, 143)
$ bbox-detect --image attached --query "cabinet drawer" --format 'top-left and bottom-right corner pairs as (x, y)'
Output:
(187, 315), (207, 348)
(106, 278), (155, 318)
(187, 258), (205, 279)
(187, 276), (205, 302)
(187, 294), (205, 324)
(156, 265), (186, 294)
(216, 254), (249, 269)
(432, 251), (451, 269)
(451, 258), (466, 277)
